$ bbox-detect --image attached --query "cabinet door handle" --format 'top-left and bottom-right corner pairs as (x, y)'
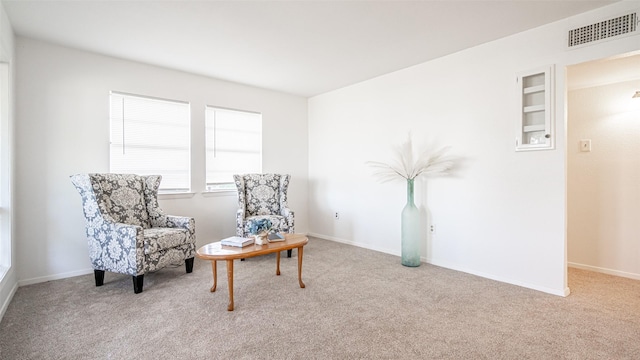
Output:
(545, 134), (550, 138)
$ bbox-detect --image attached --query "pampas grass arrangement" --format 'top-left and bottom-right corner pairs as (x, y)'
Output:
(366, 133), (454, 182)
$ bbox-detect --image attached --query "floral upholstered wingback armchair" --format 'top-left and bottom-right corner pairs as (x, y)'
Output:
(234, 173), (295, 256)
(70, 173), (196, 293)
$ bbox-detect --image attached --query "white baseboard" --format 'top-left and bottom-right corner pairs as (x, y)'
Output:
(568, 262), (640, 280)
(18, 268), (94, 287)
(308, 232), (400, 257)
(428, 257), (569, 297)
(309, 232), (568, 297)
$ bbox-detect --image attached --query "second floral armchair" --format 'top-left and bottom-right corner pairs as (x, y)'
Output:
(233, 173), (295, 256)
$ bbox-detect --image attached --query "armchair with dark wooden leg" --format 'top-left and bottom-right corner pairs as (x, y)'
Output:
(71, 173), (196, 293)
(233, 174), (295, 258)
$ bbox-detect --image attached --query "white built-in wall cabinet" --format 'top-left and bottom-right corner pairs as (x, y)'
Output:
(515, 65), (555, 151)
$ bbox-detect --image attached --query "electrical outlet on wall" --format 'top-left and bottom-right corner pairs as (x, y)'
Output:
(580, 139), (591, 152)
(334, 212), (340, 220)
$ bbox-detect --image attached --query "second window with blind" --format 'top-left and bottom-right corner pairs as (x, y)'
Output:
(205, 106), (262, 191)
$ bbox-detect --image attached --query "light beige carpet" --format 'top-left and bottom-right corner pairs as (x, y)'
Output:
(1, 237), (639, 359)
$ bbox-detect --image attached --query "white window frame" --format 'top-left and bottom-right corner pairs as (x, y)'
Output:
(205, 106), (262, 191)
(109, 92), (191, 193)
(0, 62), (12, 281)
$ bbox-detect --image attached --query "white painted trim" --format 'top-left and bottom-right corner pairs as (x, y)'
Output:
(568, 262), (640, 281)
(18, 268), (93, 287)
(158, 192), (196, 200)
(200, 190), (236, 198)
(428, 257), (569, 297)
(0, 280), (17, 321)
(310, 232), (568, 297)
(308, 232), (399, 257)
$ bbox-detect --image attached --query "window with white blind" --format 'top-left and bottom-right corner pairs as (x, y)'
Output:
(110, 92), (191, 192)
(205, 106), (262, 191)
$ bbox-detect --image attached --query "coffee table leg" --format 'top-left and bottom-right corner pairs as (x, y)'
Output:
(227, 259), (234, 311)
(297, 246), (305, 288)
(210, 261), (217, 292)
(276, 251), (281, 276)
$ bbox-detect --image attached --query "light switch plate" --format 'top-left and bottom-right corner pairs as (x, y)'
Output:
(580, 139), (591, 152)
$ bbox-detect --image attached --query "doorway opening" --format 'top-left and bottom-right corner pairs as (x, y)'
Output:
(566, 51), (640, 284)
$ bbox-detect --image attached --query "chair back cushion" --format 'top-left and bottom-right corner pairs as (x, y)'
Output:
(236, 174), (288, 217)
(89, 173), (152, 228)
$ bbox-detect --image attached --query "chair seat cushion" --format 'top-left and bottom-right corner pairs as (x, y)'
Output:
(143, 227), (189, 255)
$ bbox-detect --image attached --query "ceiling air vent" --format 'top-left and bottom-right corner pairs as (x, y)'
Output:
(568, 12), (637, 47)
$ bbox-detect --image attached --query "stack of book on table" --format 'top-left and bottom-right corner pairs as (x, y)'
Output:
(221, 236), (254, 247)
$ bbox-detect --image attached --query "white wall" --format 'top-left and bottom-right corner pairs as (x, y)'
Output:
(14, 37), (308, 284)
(567, 56), (640, 279)
(308, 2), (640, 296)
(0, 0), (16, 320)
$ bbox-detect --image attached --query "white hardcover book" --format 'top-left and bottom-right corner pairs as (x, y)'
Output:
(221, 236), (254, 247)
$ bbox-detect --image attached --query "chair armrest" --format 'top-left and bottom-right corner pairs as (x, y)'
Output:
(87, 220), (145, 276)
(88, 212), (140, 248)
(281, 207), (295, 233)
(236, 209), (246, 237)
(164, 215), (194, 230)
(153, 215), (196, 245)
(150, 214), (193, 230)
(281, 207), (294, 218)
(109, 222), (143, 249)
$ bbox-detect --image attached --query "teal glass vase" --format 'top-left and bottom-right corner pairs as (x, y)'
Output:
(401, 179), (421, 267)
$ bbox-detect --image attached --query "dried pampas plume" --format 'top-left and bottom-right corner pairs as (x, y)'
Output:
(366, 133), (453, 183)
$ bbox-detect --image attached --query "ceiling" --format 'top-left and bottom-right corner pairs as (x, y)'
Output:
(2, 0), (618, 97)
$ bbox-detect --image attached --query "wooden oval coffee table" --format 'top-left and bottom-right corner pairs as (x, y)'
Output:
(196, 233), (308, 311)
